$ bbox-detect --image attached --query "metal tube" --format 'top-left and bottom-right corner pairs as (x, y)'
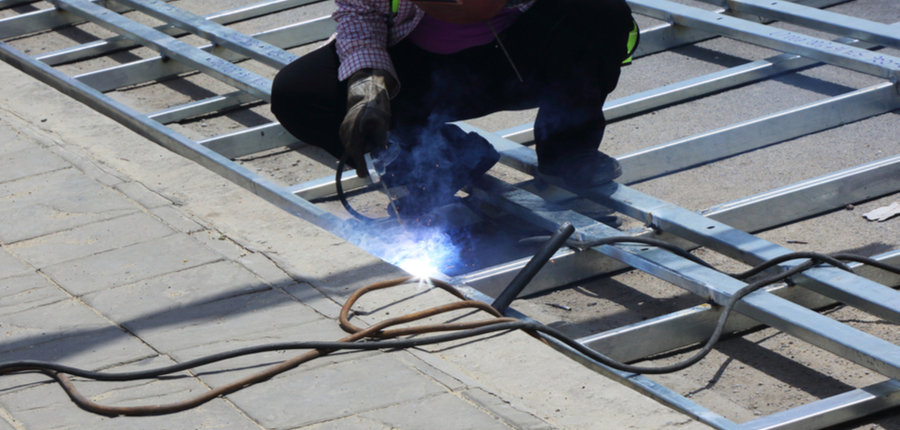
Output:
(616, 83), (900, 184)
(629, 0), (900, 81)
(719, 0), (900, 50)
(35, 0), (323, 66)
(111, 0), (299, 70)
(74, 15), (335, 92)
(52, 0), (274, 102)
(491, 222), (575, 314)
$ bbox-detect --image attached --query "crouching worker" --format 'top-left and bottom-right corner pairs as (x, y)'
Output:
(271, 0), (639, 217)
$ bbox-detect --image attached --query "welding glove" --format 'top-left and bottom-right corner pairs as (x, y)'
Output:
(339, 68), (397, 178)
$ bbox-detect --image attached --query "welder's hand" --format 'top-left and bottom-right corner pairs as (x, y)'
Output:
(339, 68), (396, 178)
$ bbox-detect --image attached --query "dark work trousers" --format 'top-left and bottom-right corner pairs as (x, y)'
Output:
(271, 0), (634, 172)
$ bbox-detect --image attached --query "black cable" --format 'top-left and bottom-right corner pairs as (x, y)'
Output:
(4, 252), (898, 381)
(336, 152), (378, 223)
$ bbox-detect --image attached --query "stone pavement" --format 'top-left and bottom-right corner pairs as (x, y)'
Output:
(0, 60), (712, 429)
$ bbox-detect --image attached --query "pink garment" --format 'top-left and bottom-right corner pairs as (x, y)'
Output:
(406, 9), (523, 54)
(331, 0), (536, 87)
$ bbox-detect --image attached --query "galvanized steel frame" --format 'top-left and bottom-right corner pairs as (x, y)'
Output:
(2, 0), (900, 428)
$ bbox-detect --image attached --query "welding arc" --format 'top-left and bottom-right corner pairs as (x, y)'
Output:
(1, 251), (899, 416)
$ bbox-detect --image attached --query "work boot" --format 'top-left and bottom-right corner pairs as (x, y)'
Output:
(537, 151), (622, 189)
(378, 124), (500, 217)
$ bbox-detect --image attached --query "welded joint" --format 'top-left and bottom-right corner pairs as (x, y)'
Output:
(645, 212), (662, 233)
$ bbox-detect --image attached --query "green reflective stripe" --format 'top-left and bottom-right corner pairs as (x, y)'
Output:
(622, 20), (639, 65)
(392, 0), (399, 14)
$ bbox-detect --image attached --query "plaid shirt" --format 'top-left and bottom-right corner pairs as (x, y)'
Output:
(333, 0), (536, 93)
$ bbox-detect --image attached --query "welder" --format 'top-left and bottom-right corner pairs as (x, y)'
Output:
(271, 0), (639, 216)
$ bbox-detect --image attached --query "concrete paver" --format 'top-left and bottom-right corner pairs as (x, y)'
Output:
(0, 272), (67, 314)
(0, 249), (31, 280)
(81, 260), (271, 322)
(224, 353), (449, 430)
(0, 169), (139, 243)
(40, 234), (224, 296)
(359, 392), (524, 430)
(0, 146), (69, 184)
(7, 212), (175, 268)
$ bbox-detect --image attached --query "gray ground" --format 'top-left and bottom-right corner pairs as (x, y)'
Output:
(2, 0), (900, 428)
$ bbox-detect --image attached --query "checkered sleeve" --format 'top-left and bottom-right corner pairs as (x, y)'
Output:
(333, 0), (396, 84)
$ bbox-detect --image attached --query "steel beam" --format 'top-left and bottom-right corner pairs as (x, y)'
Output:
(74, 15), (335, 92)
(741, 380), (900, 430)
(617, 82), (900, 184)
(0, 0), (39, 9)
(148, 90), (258, 124)
(713, 0), (900, 51)
(459, 122), (900, 328)
(496, 20), (893, 145)
(468, 174), (900, 383)
(630, 0), (900, 81)
(198, 122), (295, 158)
(112, 0), (298, 70)
(52, 0), (274, 101)
(35, 0), (322, 66)
(703, 153), (900, 233)
(463, 146), (900, 299)
(0, 0), (153, 40)
(578, 250), (900, 363)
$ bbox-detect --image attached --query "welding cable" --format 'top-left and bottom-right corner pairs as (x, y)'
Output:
(336, 152), (380, 223)
(2, 255), (900, 415)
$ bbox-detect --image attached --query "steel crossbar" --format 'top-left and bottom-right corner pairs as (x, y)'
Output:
(2, 0), (899, 428)
(36, 0), (323, 66)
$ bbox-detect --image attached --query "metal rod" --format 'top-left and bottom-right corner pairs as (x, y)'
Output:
(577, 250), (900, 363)
(74, 15), (335, 92)
(468, 173), (900, 387)
(741, 380), (900, 430)
(112, 0), (299, 70)
(629, 0), (900, 81)
(35, 0), (323, 66)
(491, 222), (575, 314)
(52, 0), (274, 102)
(0, 0), (170, 40)
(715, 0), (900, 51)
(148, 91), (259, 124)
(616, 82), (900, 184)
(0, 0), (39, 9)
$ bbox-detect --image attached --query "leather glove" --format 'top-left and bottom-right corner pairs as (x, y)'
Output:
(339, 68), (396, 178)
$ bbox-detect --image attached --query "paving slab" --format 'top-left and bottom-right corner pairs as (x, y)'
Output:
(225, 352), (450, 430)
(0, 168), (139, 244)
(40, 233), (224, 296)
(0, 356), (261, 430)
(357, 392), (526, 430)
(0, 298), (157, 394)
(0, 120), (33, 156)
(7, 211), (175, 268)
(0, 146), (69, 184)
(114, 181), (174, 209)
(0, 272), (67, 314)
(82, 259), (271, 323)
(0, 248), (30, 279)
